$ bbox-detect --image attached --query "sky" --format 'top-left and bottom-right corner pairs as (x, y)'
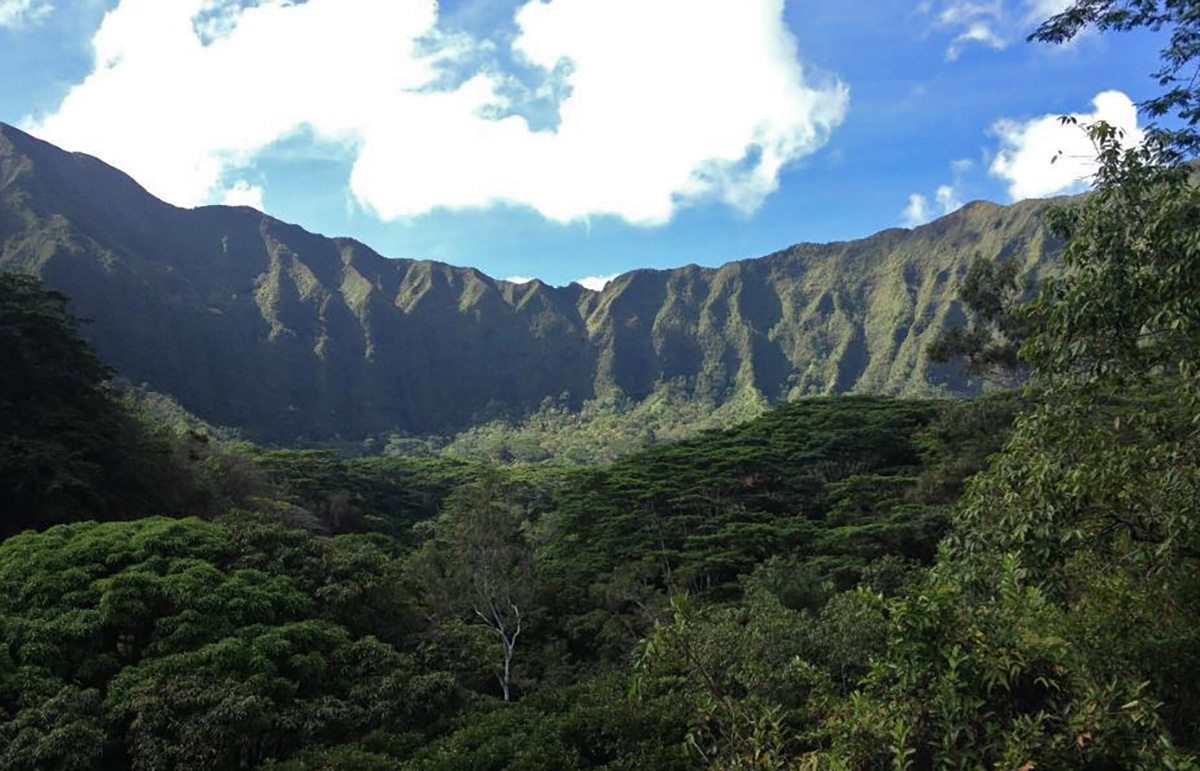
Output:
(0, 0), (1165, 289)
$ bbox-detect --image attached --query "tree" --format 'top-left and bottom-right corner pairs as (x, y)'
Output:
(0, 272), (132, 533)
(422, 473), (535, 701)
(1025, 121), (1200, 396)
(1033, 0), (1200, 159)
(930, 0), (1200, 384)
(766, 16), (1200, 768)
(805, 82), (1200, 771)
(0, 686), (106, 771)
(0, 514), (461, 770)
(928, 253), (1037, 385)
(0, 273), (260, 534)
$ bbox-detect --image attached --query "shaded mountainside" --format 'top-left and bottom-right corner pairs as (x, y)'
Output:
(0, 122), (1061, 441)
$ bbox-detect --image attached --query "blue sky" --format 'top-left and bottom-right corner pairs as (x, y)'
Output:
(0, 0), (1166, 288)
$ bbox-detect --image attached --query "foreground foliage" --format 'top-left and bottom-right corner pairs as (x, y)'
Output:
(631, 112), (1200, 771)
(0, 515), (456, 770)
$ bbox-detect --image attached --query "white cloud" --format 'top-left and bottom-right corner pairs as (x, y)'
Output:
(902, 158), (972, 227)
(0, 0), (52, 28)
(947, 22), (1007, 60)
(504, 276), (536, 284)
(989, 90), (1142, 200)
(902, 194), (933, 228)
(573, 273), (618, 291)
(29, 0), (848, 228)
(1025, 0), (1073, 19)
(923, 0), (1072, 60)
(935, 183), (962, 213)
(220, 179), (264, 210)
(902, 185), (962, 226)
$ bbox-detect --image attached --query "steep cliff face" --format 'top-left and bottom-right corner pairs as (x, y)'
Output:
(0, 122), (1061, 441)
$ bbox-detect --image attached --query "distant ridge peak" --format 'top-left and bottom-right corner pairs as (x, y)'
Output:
(0, 127), (1062, 441)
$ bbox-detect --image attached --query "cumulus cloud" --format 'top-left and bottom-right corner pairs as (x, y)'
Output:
(504, 276), (536, 284)
(989, 90), (1142, 200)
(0, 0), (52, 28)
(902, 184), (961, 226)
(922, 0), (1072, 60)
(29, 0), (848, 227)
(220, 179), (264, 209)
(902, 159), (972, 227)
(902, 194), (932, 228)
(935, 183), (962, 213)
(573, 273), (618, 291)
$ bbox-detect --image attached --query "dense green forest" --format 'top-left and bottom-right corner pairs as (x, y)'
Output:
(4, 2), (1200, 769)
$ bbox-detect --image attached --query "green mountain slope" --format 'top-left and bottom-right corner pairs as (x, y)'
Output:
(0, 122), (1061, 441)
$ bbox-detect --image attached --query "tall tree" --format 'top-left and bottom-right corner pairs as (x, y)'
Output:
(0, 273), (137, 534)
(933, 0), (1200, 384)
(1033, 0), (1200, 159)
(1026, 121), (1200, 395)
(422, 473), (535, 701)
(803, 55), (1200, 771)
(928, 254), (1037, 385)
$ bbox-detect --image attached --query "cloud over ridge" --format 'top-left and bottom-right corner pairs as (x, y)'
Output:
(30, 0), (849, 227)
(989, 90), (1143, 200)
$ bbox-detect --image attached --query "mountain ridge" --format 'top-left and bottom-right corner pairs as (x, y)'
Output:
(0, 122), (1062, 441)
